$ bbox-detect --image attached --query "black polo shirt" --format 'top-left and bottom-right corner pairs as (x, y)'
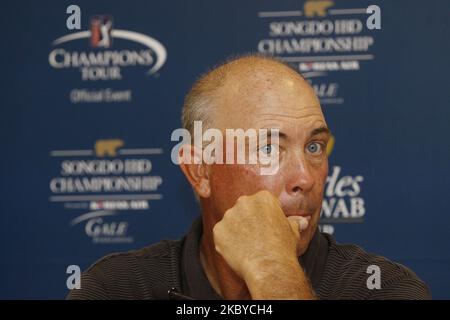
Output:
(68, 217), (431, 300)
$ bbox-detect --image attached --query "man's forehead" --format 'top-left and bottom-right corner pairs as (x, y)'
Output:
(257, 116), (329, 140)
(216, 85), (322, 122)
(218, 101), (325, 127)
(253, 105), (325, 121)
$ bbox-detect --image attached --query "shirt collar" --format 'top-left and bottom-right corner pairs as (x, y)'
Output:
(299, 226), (329, 289)
(181, 217), (222, 299)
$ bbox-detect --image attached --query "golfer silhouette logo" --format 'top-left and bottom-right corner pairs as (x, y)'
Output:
(90, 16), (113, 48)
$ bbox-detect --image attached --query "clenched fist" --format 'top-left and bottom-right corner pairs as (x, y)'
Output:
(212, 190), (314, 299)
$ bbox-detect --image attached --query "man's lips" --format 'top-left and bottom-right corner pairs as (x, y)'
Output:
(285, 211), (312, 222)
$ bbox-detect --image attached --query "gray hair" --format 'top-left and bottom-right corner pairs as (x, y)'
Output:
(181, 66), (225, 137)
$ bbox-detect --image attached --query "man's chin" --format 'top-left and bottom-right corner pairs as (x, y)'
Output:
(298, 224), (316, 256)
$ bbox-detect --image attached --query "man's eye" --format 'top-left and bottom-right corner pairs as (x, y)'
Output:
(260, 144), (274, 155)
(306, 142), (323, 154)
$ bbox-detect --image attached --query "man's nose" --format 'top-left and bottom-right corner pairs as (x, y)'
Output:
(285, 153), (315, 195)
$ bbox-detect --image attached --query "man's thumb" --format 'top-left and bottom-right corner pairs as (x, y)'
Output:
(287, 216), (309, 237)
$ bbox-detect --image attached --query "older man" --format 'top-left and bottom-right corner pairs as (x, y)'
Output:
(68, 55), (430, 300)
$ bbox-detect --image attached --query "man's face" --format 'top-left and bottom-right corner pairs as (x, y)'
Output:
(205, 71), (330, 254)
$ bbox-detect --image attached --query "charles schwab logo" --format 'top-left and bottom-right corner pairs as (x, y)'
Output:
(319, 136), (366, 235)
(48, 15), (167, 82)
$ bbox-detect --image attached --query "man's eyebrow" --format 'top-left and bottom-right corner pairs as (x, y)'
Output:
(309, 126), (331, 138)
(260, 127), (330, 140)
(265, 130), (287, 140)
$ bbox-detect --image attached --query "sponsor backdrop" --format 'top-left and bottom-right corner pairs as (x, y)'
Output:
(1, 0), (449, 299)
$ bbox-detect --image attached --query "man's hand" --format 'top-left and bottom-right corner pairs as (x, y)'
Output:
(212, 190), (315, 299)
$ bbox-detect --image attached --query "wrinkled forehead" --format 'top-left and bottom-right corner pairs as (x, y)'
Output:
(213, 69), (325, 132)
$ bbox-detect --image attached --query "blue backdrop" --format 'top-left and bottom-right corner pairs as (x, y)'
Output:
(1, 0), (449, 299)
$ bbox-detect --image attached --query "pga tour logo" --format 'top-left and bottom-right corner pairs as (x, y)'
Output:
(48, 15), (167, 80)
(90, 15), (113, 48)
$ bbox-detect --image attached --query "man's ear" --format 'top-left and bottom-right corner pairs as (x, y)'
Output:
(178, 144), (211, 198)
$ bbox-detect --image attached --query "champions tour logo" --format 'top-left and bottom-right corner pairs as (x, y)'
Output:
(49, 15), (167, 79)
(48, 15), (167, 103)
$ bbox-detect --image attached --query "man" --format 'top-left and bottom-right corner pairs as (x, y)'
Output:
(67, 55), (430, 300)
